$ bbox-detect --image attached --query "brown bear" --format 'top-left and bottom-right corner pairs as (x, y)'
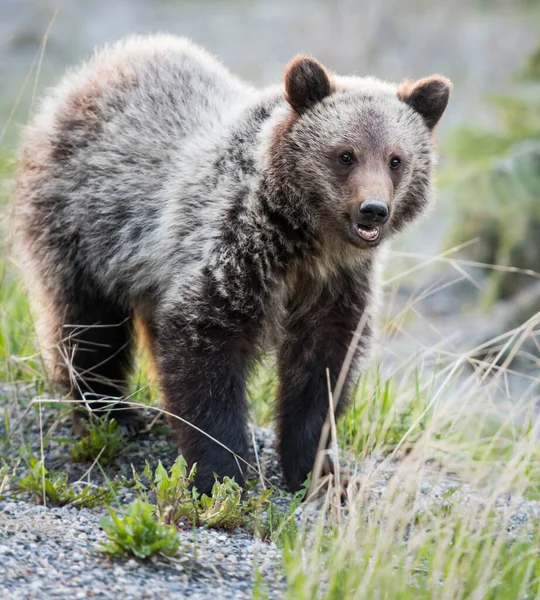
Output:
(13, 34), (451, 493)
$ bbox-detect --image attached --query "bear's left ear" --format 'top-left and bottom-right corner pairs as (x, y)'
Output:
(397, 75), (452, 130)
(284, 55), (334, 114)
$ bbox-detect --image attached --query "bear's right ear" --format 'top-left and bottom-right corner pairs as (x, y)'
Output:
(284, 55), (334, 114)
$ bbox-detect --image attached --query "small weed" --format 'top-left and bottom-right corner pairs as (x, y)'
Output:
(132, 455), (269, 531)
(252, 476), (310, 545)
(16, 458), (119, 508)
(198, 475), (245, 529)
(100, 499), (181, 559)
(133, 455), (199, 525)
(70, 417), (125, 466)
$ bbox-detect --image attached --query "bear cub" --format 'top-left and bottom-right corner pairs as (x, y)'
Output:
(14, 35), (451, 493)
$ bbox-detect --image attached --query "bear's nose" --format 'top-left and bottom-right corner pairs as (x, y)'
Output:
(359, 200), (389, 224)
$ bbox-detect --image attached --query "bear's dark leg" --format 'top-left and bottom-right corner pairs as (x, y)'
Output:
(276, 275), (371, 491)
(154, 314), (257, 495)
(54, 289), (143, 434)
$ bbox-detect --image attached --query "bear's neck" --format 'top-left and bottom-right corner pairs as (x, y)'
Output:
(214, 95), (321, 255)
(198, 98), (331, 319)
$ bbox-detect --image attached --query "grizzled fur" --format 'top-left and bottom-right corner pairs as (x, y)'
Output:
(14, 35), (451, 493)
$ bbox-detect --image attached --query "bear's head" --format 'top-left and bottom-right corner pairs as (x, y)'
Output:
(269, 55), (451, 250)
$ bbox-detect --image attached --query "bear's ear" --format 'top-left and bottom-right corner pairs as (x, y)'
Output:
(397, 75), (452, 130)
(284, 55), (334, 114)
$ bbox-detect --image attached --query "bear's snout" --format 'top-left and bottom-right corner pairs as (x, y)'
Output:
(359, 199), (389, 224)
(345, 197), (389, 246)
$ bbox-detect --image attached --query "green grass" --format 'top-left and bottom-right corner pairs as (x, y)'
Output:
(280, 411), (540, 599)
(0, 253), (42, 387)
(274, 316), (540, 598)
(247, 361), (277, 427)
(282, 501), (540, 599)
(340, 364), (436, 458)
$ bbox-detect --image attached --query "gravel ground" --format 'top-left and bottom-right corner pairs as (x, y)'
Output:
(2, 456), (539, 600)
(0, 500), (284, 599)
(2, 397), (540, 598)
(0, 399), (290, 599)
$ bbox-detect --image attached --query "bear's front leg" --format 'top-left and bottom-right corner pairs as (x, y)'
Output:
(277, 276), (372, 491)
(154, 312), (258, 495)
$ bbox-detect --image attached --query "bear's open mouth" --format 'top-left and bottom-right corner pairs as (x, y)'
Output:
(357, 223), (380, 242)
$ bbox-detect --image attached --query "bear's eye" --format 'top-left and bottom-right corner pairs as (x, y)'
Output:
(389, 156), (401, 170)
(339, 151), (355, 165)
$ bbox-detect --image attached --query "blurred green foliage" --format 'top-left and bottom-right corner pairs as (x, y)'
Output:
(17, 458), (119, 508)
(70, 418), (126, 466)
(444, 45), (540, 302)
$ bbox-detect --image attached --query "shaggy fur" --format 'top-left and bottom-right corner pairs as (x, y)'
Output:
(13, 34), (451, 493)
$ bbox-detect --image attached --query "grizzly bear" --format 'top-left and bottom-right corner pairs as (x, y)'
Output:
(13, 35), (451, 493)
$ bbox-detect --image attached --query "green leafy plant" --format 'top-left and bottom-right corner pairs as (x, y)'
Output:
(70, 417), (125, 466)
(100, 499), (181, 559)
(133, 455), (199, 525)
(17, 458), (118, 508)
(132, 456), (270, 531)
(198, 475), (245, 529)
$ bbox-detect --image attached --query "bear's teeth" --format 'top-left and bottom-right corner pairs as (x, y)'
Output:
(357, 225), (380, 241)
